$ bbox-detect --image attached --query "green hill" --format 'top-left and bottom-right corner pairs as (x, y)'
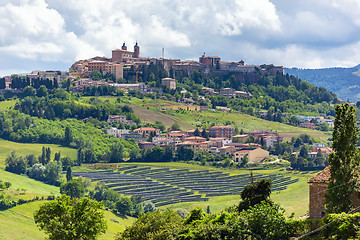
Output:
(86, 96), (330, 141)
(286, 65), (360, 102)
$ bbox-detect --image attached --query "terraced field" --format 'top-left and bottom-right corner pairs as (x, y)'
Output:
(73, 165), (298, 207)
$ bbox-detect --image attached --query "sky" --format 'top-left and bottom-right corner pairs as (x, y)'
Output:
(1, 0), (360, 76)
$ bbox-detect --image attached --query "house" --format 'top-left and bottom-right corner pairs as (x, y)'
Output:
(218, 146), (236, 155)
(300, 121), (316, 130)
(184, 136), (207, 143)
(308, 167), (360, 218)
(210, 137), (232, 147)
(107, 115), (136, 126)
(232, 134), (249, 142)
(133, 127), (160, 138)
(209, 125), (234, 138)
(233, 148), (269, 163)
(106, 127), (130, 138)
(161, 78), (176, 90)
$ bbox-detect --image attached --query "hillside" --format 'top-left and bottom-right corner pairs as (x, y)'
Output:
(86, 96), (330, 141)
(286, 65), (360, 102)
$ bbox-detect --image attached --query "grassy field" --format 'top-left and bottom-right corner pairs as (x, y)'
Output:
(0, 139), (77, 168)
(0, 201), (135, 240)
(0, 99), (17, 111)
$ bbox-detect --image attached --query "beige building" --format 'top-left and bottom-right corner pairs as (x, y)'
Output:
(133, 127), (160, 138)
(104, 63), (123, 80)
(233, 148), (269, 163)
(161, 77), (176, 90)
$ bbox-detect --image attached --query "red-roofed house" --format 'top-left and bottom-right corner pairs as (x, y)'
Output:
(133, 127), (160, 138)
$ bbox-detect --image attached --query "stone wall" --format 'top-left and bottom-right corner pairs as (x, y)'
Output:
(309, 183), (327, 218)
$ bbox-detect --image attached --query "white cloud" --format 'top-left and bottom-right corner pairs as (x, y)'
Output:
(1, 0), (360, 76)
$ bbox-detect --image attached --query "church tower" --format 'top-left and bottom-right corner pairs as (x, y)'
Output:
(121, 42), (127, 51)
(133, 42), (140, 58)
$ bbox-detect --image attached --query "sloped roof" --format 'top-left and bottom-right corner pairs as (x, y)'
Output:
(308, 166), (330, 184)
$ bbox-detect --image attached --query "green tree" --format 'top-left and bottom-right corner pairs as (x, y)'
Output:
(66, 166), (72, 181)
(109, 142), (124, 163)
(90, 70), (102, 81)
(63, 126), (73, 146)
(44, 161), (62, 185)
(5, 151), (27, 174)
(23, 86), (36, 97)
(238, 179), (272, 212)
(37, 85), (48, 97)
(240, 202), (296, 240)
(171, 122), (181, 131)
(60, 179), (85, 199)
(116, 210), (182, 240)
(326, 103), (360, 213)
(34, 195), (107, 240)
(116, 197), (133, 216)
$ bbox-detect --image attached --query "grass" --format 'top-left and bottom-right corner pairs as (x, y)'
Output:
(0, 99), (17, 111)
(0, 138), (77, 168)
(0, 201), (134, 240)
(0, 169), (59, 198)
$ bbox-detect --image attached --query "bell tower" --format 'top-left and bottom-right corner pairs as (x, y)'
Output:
(121, 42), (127, 51)
(133, 42), (140, 58)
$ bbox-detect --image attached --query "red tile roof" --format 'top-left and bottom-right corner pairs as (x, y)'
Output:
(308, 166), (331, 183)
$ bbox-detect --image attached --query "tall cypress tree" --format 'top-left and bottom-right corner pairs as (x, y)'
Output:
(326, 103), (359, 213)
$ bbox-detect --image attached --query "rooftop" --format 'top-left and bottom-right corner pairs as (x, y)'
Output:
(308, 166), (330, 184)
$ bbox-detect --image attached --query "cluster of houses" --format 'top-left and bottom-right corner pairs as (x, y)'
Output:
(105, 117), (287, 163)
(297, 116), (335, 129)
(106, 115), (334, 164)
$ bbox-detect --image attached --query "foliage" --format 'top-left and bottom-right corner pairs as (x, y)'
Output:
(0, 110), (138, 162)
(116, 210), (183, 240)
(60, 179), (85, 199)
(34, 195), (107, 240)
(116, 197), (134, 216)
(239, 202), (298, 240)
(320, 212), (360, 239)
(238, 179), (273, 212)
(326, 103), (359, 213)
(5, 151), (26, 174)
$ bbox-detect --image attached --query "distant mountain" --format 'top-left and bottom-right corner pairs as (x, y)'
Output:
(285, 65), (360, 102)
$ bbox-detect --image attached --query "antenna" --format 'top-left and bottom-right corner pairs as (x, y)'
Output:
(162, 47), (164, 59)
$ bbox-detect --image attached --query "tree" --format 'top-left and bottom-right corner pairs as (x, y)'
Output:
(171, 122), (181, 131)
(37, 85), (48, 97)
(326, 103), (360, 213)
(34, 195), (107, 240)
(60, 179), (85, 199)
(109, 142), (124, 163)
(238, 179), (272, 212)
(116, 210), (182, 240)
(5, 151), (27, 174)
(116, 197), (133, 216)
(63, 126), (73, 146)
(66, 167), (72, 181)
(44, 161), (62, 185)
(23, 86), (36, 97)
(90, 70), (102, 81)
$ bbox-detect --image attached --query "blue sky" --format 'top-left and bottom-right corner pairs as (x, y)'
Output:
(1, 0), (360, 76)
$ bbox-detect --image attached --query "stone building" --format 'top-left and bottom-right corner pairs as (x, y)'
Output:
(308, 166), (360, 218)
(161, 77), (176, 90)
